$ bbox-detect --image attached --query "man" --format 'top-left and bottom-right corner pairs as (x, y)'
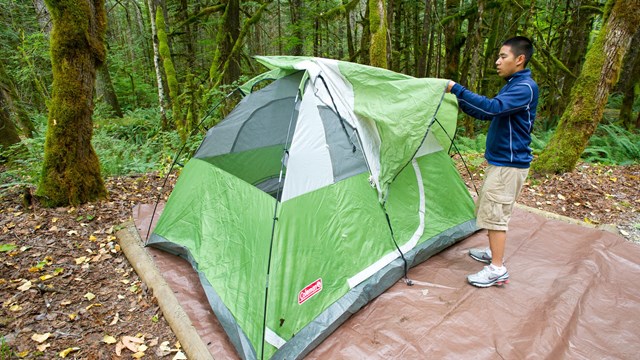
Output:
(446, 36), (539, 287)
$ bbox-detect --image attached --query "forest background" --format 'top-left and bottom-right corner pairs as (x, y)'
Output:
(0, 0), (639, 204)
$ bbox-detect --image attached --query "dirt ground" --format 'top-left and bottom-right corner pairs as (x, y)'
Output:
(1, 160), (638, 359)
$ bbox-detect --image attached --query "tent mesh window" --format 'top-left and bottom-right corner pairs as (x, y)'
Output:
(194, 72), (304, 199)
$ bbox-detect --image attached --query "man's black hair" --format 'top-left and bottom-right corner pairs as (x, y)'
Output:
(503, 36), (534, 66)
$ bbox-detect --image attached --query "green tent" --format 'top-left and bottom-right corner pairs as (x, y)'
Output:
(148, 57), (476, 359)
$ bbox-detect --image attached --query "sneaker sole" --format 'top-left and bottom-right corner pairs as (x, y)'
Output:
(469, 253), (492, 264)
(468, 275), (510, 288)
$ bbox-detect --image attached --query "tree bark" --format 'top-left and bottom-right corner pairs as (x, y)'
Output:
(156, 8), (184, 137)
(617, 28), (640, 129)
(461, 0), (485, 137)
(0, 60), (35, 138)
(96, 58), (124, 117)
(533, 0), (640, 174)
(0, 85), (22, 152)
(145, 0), (169, 128)
(37, 0), (108, 206)
(209, 0), (241, 86)
(443, 0), (463, 81)
(369, 0), (388, 68)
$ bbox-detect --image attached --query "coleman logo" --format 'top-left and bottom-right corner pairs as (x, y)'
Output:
(298, 278), (322, 305)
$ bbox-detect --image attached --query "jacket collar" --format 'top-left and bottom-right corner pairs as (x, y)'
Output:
(506, 68), (531, 82)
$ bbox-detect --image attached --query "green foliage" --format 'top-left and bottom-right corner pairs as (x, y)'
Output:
(453, 133), (486, 153)
(454, 124), (638, 166)
(93, 108), (201, 177)
(582, 124), (640, 165)
(0, 336), (16, 359)
(1, 109), (205, 193)
(0, 114), (47, 188)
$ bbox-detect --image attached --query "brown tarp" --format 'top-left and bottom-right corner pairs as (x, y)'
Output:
(133, 204), (640, 359)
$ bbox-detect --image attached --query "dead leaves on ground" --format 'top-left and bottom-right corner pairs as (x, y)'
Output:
(1, 174), (180, 358)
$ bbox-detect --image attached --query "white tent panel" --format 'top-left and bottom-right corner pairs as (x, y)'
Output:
(281, 83), (335, 202)
(415, 131), (444, 158)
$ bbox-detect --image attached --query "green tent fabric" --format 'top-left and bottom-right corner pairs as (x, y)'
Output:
(148, 57), (476, 359)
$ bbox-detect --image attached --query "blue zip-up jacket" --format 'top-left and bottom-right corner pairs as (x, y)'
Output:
(451, 69), (539, 168)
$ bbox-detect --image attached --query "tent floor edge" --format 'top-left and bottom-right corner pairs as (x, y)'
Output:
(146, 233), (259, 360)
(270, 219), (478, 360)
(116, 222), (215, 360)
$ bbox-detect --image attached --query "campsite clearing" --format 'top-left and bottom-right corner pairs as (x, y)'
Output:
(0, 162), (638, 358)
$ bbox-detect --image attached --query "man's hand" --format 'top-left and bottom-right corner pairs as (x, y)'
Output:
(446, 80), (455, 93)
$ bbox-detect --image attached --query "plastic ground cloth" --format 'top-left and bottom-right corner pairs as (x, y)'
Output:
(134, 204), (640, 359)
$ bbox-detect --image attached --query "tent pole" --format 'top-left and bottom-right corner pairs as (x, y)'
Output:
(144, 89), (239, 244)
(260, 90), (302, 360)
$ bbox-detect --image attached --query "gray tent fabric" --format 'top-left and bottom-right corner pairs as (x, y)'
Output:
(195, 71), (304, 160)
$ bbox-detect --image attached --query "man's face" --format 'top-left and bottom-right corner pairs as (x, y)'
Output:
(495, 45), (524, 78)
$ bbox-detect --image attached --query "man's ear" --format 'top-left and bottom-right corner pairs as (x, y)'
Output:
(515, 54), (526, 67)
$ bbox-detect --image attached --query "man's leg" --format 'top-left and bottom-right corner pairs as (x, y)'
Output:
(488, 229), (506, 267)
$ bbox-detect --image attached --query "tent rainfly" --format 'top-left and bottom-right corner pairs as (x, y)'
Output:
(147, 56), (477, 359)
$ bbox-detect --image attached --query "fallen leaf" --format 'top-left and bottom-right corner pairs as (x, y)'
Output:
(103, 335), (117, 344)
(86, 303), (102, 310)
(39, 274), (53, 281)
(557, 194), (566, 200)
(74, 256), (87, 265)
(60, 299), (72, 306)
(172, 351), (187, 360)
(122, 335), (144, 352)
(156, 341), (172, 356)
(59, 347), (80, 358)
(69, 313), (77, 320)
(9, 304), (22, 311)
(17, 350), (29, 358)
(67, 230), (79, 236)
(31, 332), (52, 343)
(115, 341), (126, 356)
(0, 243), (17, 252)
(17, 280), (32, 291)
(84, 292), (96, 301)
(37, 343), (51, 351)
(110, 312), (120, 325)
(89, 235), (97, 241)
(132, 352), (145, 359)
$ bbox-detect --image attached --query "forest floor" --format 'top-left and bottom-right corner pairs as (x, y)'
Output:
(1, 160), (639, 359)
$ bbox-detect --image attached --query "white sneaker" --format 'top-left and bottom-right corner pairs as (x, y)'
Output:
(468, 247), (492, 264)
(467, 265), (509, 287)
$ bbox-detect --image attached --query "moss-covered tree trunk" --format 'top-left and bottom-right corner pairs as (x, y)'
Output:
(0, 84), (21, 152)
(532, 0), (640, 174)
(0, 60), (35, 138)
(443, 0), (463, 81)
(156, 8), (185, 139)
(209, 0), (240, 86)
(96, 59), (123, 118)
(617, 28), (640, 129)
(145, 0), (169, 129)
(369, 0), (388, 69)
(37, 0), (108, 207)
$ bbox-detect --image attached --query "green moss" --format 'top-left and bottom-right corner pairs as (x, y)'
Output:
(37, 0), (108, 206)
(368, 0), (387, 69)
(156, 8), (185, 140)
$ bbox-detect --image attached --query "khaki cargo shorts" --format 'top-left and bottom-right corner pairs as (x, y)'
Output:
(475, 165), (529, 231)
